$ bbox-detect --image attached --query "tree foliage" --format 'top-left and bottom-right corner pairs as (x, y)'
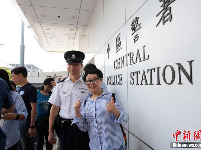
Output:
(0, 67), (11, 80)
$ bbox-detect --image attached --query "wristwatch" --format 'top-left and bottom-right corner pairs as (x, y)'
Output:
(30, 125), (35, 129)
(15, 113), (20, 120)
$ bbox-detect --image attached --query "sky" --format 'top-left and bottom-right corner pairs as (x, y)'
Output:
(0, 0), (93, 72)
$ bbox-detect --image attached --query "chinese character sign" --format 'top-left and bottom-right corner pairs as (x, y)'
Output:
(172, 130), (201, 142)
(131, 17), (142, 43)
(183, 130), (191, 141)
(194, 130), (201, 141)
(156, 0), (176, 27)
(116, 33), (122, 53)
(173, 129), (181, 142)
(107, 43), (110, 59)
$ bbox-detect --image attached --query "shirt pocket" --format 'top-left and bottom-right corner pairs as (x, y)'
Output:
(59, 91), (70, 106)
(85, 102), (95, 120)
(77, 88), (88, 102)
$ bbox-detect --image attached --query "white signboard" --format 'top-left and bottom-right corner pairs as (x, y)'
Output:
(90, 0), (201, 149)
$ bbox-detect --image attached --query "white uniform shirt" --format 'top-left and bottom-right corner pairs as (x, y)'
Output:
(49, 77), (89, 119)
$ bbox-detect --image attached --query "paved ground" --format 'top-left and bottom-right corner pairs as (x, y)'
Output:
(35, 138), (58, 150)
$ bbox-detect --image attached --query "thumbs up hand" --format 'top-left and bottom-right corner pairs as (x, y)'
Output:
(74, 100), (81, 112)
(107, 97), (121, 118)
(106, 97), (116, 114)
(74, 100), (82, 118)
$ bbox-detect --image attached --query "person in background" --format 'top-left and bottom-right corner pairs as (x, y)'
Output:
(83, 63), (107, 92)
(48, 50), (90, 150)
(0, 69), (28, 150)
(10, 81), (16, 91)
(0, 78), (15, 150)
(11, 66), (37, 150)
(45, 76), (62, 150)
(36, 78), (55, 150)
(74, 68), (128, 150)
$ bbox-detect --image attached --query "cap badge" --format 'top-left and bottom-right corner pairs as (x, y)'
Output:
(71, 54), (76, 60)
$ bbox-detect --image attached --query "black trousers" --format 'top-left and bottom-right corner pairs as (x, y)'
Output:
(58, 124), (90, 150)
(36, 126), (53, 150)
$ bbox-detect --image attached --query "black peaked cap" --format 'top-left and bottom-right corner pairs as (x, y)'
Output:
(64, 50), (85, 63)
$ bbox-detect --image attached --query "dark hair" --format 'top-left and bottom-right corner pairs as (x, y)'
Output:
(0, 69), (14, 91)
(83, 63), (97, 72)
(83, 68), (103, 82)
(10, 81), (16, 89)
(40, 78), (54, 90)
(11, 66), (28, 78)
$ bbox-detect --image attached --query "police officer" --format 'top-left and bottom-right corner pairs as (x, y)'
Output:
(48, 50), (90, 150)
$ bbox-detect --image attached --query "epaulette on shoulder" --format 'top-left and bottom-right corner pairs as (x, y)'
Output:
(57, 77), (67, 83)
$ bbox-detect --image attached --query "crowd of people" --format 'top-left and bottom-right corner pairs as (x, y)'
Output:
(0, 50), (128, 150)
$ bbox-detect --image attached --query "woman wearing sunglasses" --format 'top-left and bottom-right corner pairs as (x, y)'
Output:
(74, 68), (128, 150)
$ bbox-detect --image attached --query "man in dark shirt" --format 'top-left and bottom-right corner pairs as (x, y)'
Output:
(0, 78), (15, 150)
(11, 67), (37, 150)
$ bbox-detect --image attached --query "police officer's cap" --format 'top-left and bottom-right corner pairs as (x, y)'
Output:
(64, 50), (85, 63)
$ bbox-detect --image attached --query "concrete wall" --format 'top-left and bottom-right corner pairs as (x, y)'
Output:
(81, 0), (201, 150)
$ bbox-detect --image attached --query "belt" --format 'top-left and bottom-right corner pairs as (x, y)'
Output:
(60, 118), (73, 121)
(60, 118), (74, 128)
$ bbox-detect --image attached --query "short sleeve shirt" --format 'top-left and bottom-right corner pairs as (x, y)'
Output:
(49, 77), (89, 119)
(37, 90), (51, 116)
(17, 83), (37, 120)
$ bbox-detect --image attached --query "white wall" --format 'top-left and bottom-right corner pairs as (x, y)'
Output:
(27, 71), (68, 85)
(81, 0), (201, 150)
